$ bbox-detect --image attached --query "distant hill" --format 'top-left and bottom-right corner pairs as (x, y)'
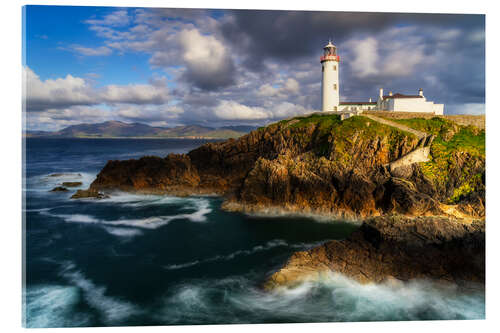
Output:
(25, 121), (256, 139)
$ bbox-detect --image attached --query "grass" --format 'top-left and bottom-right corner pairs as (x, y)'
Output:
(389, 117), (485, 202)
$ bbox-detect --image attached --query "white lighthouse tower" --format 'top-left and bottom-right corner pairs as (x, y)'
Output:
(320, 40), (340, 112)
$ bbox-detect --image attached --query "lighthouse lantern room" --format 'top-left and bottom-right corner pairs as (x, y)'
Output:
(320, 40), (340, 112)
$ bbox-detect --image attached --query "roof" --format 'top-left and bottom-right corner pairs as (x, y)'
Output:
(340, 101), (377, 105)
(383, 93), (422, 99)
(324, 41), (336, 48)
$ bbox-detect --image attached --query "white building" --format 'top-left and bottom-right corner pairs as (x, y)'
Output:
(320, 41), (444, 115)
(376, 88), (444, 115)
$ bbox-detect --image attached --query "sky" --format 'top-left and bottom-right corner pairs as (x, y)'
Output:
(23, 6), (485, 131)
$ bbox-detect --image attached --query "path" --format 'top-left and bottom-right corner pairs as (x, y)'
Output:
(362, 113), (427, 139)
(360, 113), (434, 171)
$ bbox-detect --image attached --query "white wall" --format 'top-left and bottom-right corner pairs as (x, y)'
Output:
(384, 97), (444, 115)
(321, 60), (339, 111)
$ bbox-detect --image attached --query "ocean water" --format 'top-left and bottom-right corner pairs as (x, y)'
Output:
(23, 138), (485, 327)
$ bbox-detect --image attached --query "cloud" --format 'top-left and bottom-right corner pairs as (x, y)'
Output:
(178, 29), (236, 90)
(214, 100), (268, 120)
(101, 83), (169, 105)
(446, 103), (485, 115)
(257, 78), (300, 97)
(24, 67), (95, 111)
(72, 45), (113, 56)
(24, 67), (170, 111)
(85, 9), (131, 27)
(344, 37), (379, 78)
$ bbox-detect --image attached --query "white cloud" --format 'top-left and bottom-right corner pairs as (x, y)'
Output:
(343, 28), (436, 78)
(214, 100), (269, 120)
(257, 84), (278, 97)
(72, 45), (113, 56)
(345, 37), (379, 78)
(257, 78), (300, 97)
(24, 67), (95, 111)
(85, 10), (131, 27)
(283, 78), (300, 94)
(24, 67), (170, 111)
(101, 84), (169, 105)
(178, 29), (235, 89)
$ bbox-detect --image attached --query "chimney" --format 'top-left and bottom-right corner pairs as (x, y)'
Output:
(379, 88), (383, 99)
(389, 91), (393, 96)
(418, 88), (423, 97)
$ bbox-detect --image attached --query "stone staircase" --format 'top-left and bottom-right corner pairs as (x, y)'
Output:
(361, 113), (434, 172)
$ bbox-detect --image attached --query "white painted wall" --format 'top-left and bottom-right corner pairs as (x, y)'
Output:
(321, 60), (339, 111)
(376, 96), (444, 115)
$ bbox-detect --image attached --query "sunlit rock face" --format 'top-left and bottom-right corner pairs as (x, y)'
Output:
(88, 115), (485, 221)
(264, 215), (485, 288)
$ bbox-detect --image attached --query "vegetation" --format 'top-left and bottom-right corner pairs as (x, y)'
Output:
(390, 117), (485, 203)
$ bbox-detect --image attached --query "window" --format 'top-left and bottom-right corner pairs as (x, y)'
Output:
(333, 65), (337, 71)
(322, 66), (324, 72)
(333, 84), (337, 91)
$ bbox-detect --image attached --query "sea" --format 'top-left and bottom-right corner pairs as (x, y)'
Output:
(23, 138), (485, 328)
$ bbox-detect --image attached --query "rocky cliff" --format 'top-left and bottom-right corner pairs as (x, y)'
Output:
(264, 215), (485, 289)
(87, 114), (485, 220)
(81, 113), (485, 287)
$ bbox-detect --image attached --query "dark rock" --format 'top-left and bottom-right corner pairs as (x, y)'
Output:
(265, 216), (485, 289)
(70, 189), (109, 199)
(50, 186), (69, 192)
(61, 181), (82, 187)
(48, 173), (82, 177)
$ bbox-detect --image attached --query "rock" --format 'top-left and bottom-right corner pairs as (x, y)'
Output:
(48, 173), (82, 177)
(83, 115), (484, 219)
(264, 216), (485, 289)
(61, 181), (82, 187)
(70, 189), (109, 199)
(50, 186), (69, 192)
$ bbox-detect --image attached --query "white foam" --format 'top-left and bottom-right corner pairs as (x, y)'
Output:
(156, 272), (485, 324)
(41, 198), (212, 231)
(26, 172), (96, 193)
(24, 285), (91, 328)
(59, 262), (141, 324)
(164, 239), (291, 270)
(102, 226), (144, 238)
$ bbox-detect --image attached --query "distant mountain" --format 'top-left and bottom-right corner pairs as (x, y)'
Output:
(24, 121), (256, 139)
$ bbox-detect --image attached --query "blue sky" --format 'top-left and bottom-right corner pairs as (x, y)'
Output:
(23, 6), (485, 131)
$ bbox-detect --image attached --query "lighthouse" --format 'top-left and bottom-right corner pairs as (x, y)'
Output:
(320, 40), (340, 112)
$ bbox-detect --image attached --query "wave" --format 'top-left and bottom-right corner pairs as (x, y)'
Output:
(39, 198), (212, 231)
(102, 226), (144, 238)
(163, 239), (325, 270)
(59, 262), (141, 325)
(25, 172), (96, 193)
(155, 272), (485, 324)
(24, 285), (91, 328)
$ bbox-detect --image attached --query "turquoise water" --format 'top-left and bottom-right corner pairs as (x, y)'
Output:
(23, 138), (485, 327)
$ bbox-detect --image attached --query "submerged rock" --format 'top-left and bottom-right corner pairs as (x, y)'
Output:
(49, 186), (69, 192)
(70, 189), (109, 199)
(264, 216), (485, 289)
(48, 173), (82, 178)
(61, 181), (82, 187)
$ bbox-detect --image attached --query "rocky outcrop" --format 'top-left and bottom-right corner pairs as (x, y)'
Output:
(264, 216), (485, 289)
(61, 182), (82, 187)
(50, 186), (68, 192)
(84, 114), (485, 220)
(70, 189), (109, 199)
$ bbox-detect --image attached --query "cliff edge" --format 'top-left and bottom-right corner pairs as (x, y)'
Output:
(86, 114), (485, 220)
